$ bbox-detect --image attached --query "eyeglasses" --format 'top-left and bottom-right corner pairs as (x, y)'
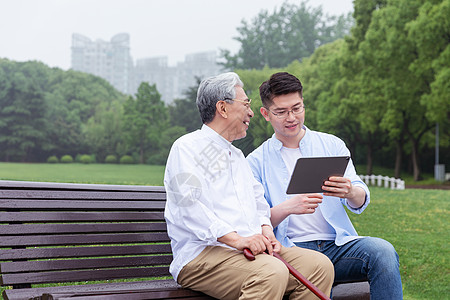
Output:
(267, 104), (305, 119)
(224, 98), (252, 109)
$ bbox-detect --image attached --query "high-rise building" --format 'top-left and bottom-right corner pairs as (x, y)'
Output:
(71, 33), (224, 102)
(134, 56), (175, 103)
(71, 33), (133, 94)
(174, 51), (223, 101)
(134, 51), (224, 104)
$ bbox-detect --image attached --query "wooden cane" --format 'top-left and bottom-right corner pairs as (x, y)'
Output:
(243, 248), (331, 300)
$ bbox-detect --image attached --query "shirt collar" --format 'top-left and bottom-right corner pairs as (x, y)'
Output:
(271, 125), (309, 151)
(201, 124), (232, 150)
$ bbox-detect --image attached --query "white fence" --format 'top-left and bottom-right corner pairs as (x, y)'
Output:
(359, 174), (405, 190)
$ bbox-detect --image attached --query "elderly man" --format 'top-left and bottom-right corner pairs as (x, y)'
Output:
(164, 72), (334, 299)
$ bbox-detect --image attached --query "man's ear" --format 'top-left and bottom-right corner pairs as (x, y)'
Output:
(260, 107), (270, 121)
(216, 100), (228, 119)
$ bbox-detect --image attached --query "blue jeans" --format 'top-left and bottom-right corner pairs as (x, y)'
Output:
(294, 237), (403, 300)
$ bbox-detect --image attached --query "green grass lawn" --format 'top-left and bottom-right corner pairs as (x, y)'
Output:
(0, 163), (449, 299)
(347, 187), (449, 299)
(0, 162), (165, 185)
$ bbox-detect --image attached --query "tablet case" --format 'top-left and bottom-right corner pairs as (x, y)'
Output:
(286, 156), (350, 194)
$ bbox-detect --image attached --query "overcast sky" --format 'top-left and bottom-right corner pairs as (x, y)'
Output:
(0, 0), (353, 70)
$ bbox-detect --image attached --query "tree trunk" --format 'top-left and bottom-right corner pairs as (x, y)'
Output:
(366, 144), (373, 175)
(410, 138), (421, 181)
(394, 140), (403, 178)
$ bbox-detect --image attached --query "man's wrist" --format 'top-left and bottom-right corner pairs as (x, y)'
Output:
(217, 231), (240, 248)
(346, 186), (366, 208)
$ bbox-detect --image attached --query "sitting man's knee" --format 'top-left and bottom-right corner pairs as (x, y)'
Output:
(316, 252), (335, 280)
(323, 254), (335, 274)
(371, 238), (398, 259)
(250, 257), (290, 286)
(310, 250), (334, 273)
(242, 257), (289, 296)
(263, 257), (290, 280)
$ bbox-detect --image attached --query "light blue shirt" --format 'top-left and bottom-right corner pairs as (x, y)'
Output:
(247, 126), (370, 247)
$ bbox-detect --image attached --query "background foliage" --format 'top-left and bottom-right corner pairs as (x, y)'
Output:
(234, 0), (449, 180)
(220, 1), (354, 69)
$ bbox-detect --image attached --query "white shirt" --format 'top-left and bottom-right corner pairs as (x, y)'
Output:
(280, 146), (336, 242)
(164, 125), (271, 281)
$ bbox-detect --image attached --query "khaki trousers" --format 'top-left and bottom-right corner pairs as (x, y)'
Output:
(177, 246), (334, 300)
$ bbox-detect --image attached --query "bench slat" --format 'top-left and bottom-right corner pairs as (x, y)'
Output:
(2, 279), (201, 300)
(0, 211), (164, 222)
(0, 222), (167, 235)
(1, 266), (171, 285)
(0, 190), (166, 200)
(0, 199), (165, 210)
(0, 181), (165, 192)
(44, 289), (214, 300)
(1, 232), (170, 247)
(0, 190), (165, 200)
(0, 244), (172, 260)
(1, 256), (173, 273)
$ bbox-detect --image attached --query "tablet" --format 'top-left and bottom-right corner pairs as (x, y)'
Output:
(286, 156), (350, 194)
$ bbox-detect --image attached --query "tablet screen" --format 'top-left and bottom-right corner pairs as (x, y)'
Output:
(286, 156), (350, 194)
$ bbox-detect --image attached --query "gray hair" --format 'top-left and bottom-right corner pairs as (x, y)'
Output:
(196, 72), (244, 124)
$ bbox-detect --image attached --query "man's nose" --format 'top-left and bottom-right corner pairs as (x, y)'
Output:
(286, 110), (295, 121)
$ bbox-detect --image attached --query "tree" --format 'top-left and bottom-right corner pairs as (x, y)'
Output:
(221, 1), (354, 69)
(407, 0), (450, 148)
(0, 59), (126, 162)
(355, 0), (436, 180)
(83, 101), (125, 162)
(347, 0), (387, 51)
(239, 0), (448, 180)
(45, 69), (126, 158)
(0, 62), (49, 162)
(151, 126), (187, 165)
(168, 78), (202, 133)
(122, 82), (168, 163)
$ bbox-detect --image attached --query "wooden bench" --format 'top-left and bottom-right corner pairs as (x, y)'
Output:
(0, 180), (369, 300)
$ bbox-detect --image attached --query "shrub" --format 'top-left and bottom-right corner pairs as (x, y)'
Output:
(147, 153), (167, 165)
(60, 155), (74, 163)
(47, 156), (59, 163)
(80, 154), (92, 164)
(132, 152), (140, 164)
(119, 155), (134, 164)
(105, 155), (118, 164)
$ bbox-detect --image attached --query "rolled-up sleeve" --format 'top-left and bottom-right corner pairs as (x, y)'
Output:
(343, 158), (370, 214)
(252, 176), (272, 228)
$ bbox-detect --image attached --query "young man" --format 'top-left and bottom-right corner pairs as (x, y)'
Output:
(164, 72), (334, 300)
(247, 72), (403, 299)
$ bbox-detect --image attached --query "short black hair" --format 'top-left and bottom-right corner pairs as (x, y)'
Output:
(259, 72), (303, 107)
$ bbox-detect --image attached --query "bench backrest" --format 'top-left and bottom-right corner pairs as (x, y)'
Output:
(0, 181), (172, 288)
